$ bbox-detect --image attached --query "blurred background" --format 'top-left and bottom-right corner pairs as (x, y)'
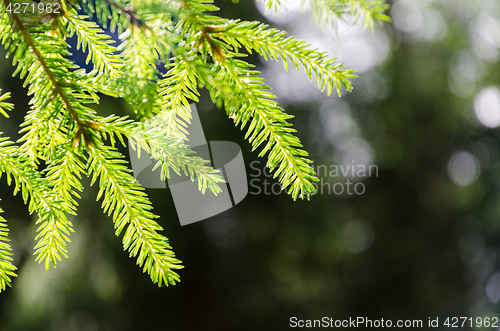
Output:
(2, 0), (500, 329)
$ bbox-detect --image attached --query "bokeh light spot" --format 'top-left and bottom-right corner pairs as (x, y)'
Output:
(447, 151), (480, 187)
(474, 86), (500, 128)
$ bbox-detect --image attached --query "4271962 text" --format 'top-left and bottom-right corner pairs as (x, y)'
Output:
(5, 2), (61, 14)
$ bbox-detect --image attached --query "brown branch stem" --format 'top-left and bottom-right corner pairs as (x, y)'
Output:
(3, 0), (89, 140)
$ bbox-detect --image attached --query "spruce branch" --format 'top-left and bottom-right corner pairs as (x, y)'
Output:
(61, 9), (123, 77)
(1, 1), (89, 136)
(0, 90), (13, 118)
(258, 0), (391, 32)
(17, 109), (68, 164)
(0, 136), (73, 269)
(156, 56), (201, 141)
(117, 26), (161, 117)
(0, 206), (17, 293)
(95, 114), (225, 195)
(130, 115), (225, 195)
(84, 0), (144, 32)
(215, 20), (357, 97)
(310, 0), (391, 32)
(212, 57), (318, 200)
(176, 1), (322, 199)
(87, 144), (183, 287)
(82, 0), (177, 117)
(0, 2), (101, 167)
(45, 145), (86, 216)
